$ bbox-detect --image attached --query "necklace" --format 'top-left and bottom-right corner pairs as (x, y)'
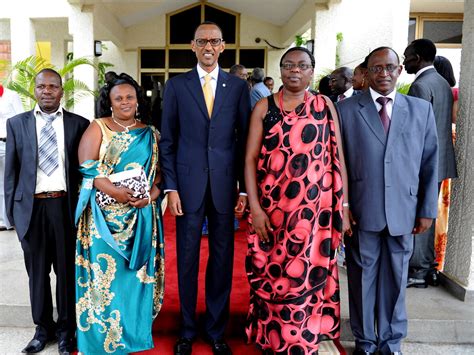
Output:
(113, 117), (137, 132)
(278, 89), (309, 118)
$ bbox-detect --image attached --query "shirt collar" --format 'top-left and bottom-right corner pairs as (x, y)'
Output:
(415, 65), (434, 80)
(197, 64), (219, 81)
(34, 104), (63, 120)
(369, 87), (397, 104)
(342, 87), (354, 98)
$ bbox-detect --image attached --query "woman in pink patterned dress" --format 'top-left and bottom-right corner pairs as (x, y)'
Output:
(244, 47), (350, 354)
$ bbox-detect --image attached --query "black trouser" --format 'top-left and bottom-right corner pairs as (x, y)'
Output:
(20, 196), (76, 342)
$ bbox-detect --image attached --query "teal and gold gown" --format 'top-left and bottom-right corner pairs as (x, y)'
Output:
(75, 119), (164, 354)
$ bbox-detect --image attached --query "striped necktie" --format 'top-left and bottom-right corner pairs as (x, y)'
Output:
(38, 113), (59, 176)
(202, 74), (214, 117)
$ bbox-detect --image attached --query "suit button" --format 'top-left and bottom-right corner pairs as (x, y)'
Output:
(208, 146), (212, 151)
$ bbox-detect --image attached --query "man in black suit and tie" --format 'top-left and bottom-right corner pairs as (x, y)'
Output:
(329, 66), (361, 102)
(5, 69), (89, 354)
(403, 38), (457, 288)
(160, 21), (250, 355)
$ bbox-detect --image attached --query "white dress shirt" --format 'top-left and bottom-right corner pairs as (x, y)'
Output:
(414, 65), (435, 80)
(340, 87), (354, 101)
(369, 87), (397, 119)
(0, 88), (23, 138)
(34, 105), (67, 193)
(196, 64), (219, 96)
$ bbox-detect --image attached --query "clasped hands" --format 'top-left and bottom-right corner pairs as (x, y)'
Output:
(113, 184), (160, 208)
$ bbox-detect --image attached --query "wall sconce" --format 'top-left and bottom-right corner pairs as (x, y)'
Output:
(94, 40), (102, 57)
(306, 40), (314, 54)
(254, 37), (285, 50)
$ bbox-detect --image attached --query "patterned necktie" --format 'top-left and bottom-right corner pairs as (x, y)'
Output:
(376, 96), (391, 134)
(338, 94), (346, 102)
(38, 113), (59, 176)
(202, 74), (214, 117)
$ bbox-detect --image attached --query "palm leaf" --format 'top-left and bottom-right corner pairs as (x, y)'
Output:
(59, 57), (96, 77)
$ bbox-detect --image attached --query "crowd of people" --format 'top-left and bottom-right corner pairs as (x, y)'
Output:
(1, 20), (457, 355)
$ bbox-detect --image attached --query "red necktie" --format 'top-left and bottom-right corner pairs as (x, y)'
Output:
(0, 84), (4, 97)
(376, 96), (391, 134)
(338, 94), (345, 101)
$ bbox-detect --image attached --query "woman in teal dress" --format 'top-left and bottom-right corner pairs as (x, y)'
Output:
(75, 73), (164, 354)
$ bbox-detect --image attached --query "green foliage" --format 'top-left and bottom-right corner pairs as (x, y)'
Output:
(97, 61), (115, 88)
(396, 82), (411, 95)
(6, 55), (96, 110)
(335, 32), (343, 67)
(295, 34), (306, 47)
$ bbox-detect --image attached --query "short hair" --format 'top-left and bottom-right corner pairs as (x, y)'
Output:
(35, 68), (62, 86)
(251, 67), (265, 82)
(264, 76), (273, 83)
(318, 75), (332, 96)
(96, 72), (149, 121)
(366, 46), (400, 65)
(279, 46), (315, 69)
(434, 55), (456, 87)
(332, 66), (353, 79)
(194, 21), (223, 39)
(230, 64), (245, 75)
(410, 38), (436, 63)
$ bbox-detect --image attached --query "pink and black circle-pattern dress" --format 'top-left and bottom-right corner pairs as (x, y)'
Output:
(246, 94), (344, 354)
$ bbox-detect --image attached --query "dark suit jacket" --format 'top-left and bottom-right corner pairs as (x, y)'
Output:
(330, 89), (362, 103)
(159, 67), (250, 213)
(408, 68), (457, 181)
(337, 91), (439, 236)
(4, 109), (89, 240)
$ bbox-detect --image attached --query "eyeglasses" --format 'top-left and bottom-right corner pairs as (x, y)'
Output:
(281, 63), (313, 71)
(194, 38), (223, 47)
(368, 65), (399, 74)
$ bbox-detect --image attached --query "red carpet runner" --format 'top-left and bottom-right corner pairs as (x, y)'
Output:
(135, 211), (345, 354)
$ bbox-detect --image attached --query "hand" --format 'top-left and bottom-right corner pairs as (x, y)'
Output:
(412, 217), (433, 234)
(251, 207), (272, 243)
(342, 207), (352, 237)
(234, 195), (248, 219)
(129, 197), (150, 209)
(113, 187), (136, 204)
(168, 191), (183, 216)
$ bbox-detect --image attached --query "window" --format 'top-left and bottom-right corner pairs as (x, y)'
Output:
(409, 13), (463, 47)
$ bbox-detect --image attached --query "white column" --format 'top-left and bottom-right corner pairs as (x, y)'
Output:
(443, 0), (474, 302)
(312, 4), (339, 77)
(68, 5), (96, 120)
(10, 16), (36, 64)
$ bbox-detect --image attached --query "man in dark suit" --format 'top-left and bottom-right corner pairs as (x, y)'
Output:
(159, 22), (250, 355)
(337, 47), (438, 355)
(5, 69), (89, 354)
(403, 38), (457, 288)
(329, 66), (361, 102)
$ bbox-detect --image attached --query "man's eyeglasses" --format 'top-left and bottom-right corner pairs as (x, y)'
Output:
(368, 65), (399, 74)
(281, 63), (313, 71)
(194, 38), (223, 47)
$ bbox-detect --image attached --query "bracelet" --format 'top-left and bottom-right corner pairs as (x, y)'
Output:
(342, 202), (350, 208)
(147, 195), (151, 205)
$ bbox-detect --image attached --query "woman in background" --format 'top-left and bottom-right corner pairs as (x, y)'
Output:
(75, 73), (164, 354)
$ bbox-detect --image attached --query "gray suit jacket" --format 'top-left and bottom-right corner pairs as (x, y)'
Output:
(408, 68), (457, 181)
(337, 91), (439, 236)
(4, 110), (89, 240)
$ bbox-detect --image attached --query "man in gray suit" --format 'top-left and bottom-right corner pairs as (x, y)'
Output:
(337, 47), (438, 355)
(403, 38), (457, 288)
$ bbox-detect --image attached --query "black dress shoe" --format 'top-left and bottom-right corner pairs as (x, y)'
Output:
(22, 338), (53, 353)
(352, 349), (375, 355)
(210, 339), (232, 355)
(174, 337), (193, 355)
(426, 270), (439, 286)
(407, 277), (427, 288)
(58, 338), (75, 355)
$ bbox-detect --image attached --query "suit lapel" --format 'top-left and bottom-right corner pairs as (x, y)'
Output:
(358, 92), (386, 145)
(25, 111), (38, 167)
(211, 69), (231, 119)
(185, 68), (210, 120)
(386, 93), (408, 150)
(63, 110), (72, 172)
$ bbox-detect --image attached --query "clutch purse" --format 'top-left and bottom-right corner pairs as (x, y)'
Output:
(95, 167), (150, 208)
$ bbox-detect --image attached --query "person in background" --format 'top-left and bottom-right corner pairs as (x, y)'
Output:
(160, 21), (250, 355)
(352, 59), (369, 92)
(245, 46), (350, 354)
(5, 69), (89, 354)
(338, 46), (438, 355)
(403, 38), (457, 289)
(229, 64), (248, 81)
(250, 67), (271, 109)
(75, 73), (164, 354)
(317, 75), (332, 96)
(0, 83), (23, 230)
(263, 76), (274, 93)
(329, 66), (361, 102)
(434, 55), (458, 123)
(94, 71), (118, 118)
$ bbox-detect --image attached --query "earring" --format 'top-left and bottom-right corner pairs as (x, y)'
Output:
(135, 103), (139, 118)
(361, 78), (365, 87)
(110, 107), (114, 119)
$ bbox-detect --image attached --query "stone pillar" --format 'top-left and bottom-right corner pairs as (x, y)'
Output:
(68, 5), (96, 120)
(442, 0), (474, 302)
(10, 16), (36, 64)
(312, 4), (339, 77)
